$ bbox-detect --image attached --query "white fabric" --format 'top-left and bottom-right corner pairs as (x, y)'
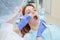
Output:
(0, 23), (25, 40)
(5, 31), (25, 40)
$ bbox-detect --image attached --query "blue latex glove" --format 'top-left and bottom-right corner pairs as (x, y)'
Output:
(37, 19), (46, 37)
(18, 15), (32, 30)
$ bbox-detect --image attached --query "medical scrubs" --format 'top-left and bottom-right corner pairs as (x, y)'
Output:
(42, 24), (60, 40)
(24, 29), (37, 40)
(24, 24), (60, 40)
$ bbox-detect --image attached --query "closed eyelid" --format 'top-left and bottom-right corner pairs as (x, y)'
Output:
(34, 9), (36, 11)
(26, 10), (31, 14)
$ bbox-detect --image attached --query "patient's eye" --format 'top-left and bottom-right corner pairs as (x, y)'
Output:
(27, 10), (31, 14)
(34, 9), (36, 11)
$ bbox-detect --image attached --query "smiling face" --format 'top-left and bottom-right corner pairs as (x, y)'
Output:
(25, 6), (40, 30)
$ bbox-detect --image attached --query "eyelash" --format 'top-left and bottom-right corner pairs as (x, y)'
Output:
(34, 10), (36, 11)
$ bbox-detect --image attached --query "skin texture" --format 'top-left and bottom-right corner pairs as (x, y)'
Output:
(23, 5), (42, 40)
(8, 3), (42, 40)
(25, 6), (40, 31)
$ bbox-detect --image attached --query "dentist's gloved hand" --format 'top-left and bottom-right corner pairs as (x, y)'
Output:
(37, 19), (46, 37)
(18, 15), (32, 30)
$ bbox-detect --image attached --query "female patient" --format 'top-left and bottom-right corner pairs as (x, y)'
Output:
(1, 3), (45, 40)
(17, 3), (46, 40)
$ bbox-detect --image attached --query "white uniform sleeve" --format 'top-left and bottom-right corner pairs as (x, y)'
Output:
(5, 31), (25, 40)
(0, 23), (26, 40)
(24, 33), (31, 40)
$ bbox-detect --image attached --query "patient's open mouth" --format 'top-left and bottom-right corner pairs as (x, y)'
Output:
(33, 15), (38, 20)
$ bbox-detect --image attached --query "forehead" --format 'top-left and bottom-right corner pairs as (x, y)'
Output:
(25, 6), (34, 10)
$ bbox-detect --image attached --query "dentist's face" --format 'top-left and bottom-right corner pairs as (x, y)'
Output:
(25, 6), (40, 30)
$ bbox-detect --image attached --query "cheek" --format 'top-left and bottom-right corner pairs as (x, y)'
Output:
(29, 18), (33, 24)
(29, 18), (33, 23)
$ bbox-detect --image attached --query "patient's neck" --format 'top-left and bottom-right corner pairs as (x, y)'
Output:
(30, 25), (39, 31)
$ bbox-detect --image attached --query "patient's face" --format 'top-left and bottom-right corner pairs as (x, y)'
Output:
(25, 6), (40, 30)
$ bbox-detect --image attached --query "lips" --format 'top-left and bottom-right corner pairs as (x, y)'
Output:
(33, 15), (38, 20)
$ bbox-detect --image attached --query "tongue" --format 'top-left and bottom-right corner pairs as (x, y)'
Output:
(34, 16), (38, 20)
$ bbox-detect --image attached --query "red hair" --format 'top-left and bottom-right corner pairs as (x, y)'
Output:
(19, 4), (35, 37)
